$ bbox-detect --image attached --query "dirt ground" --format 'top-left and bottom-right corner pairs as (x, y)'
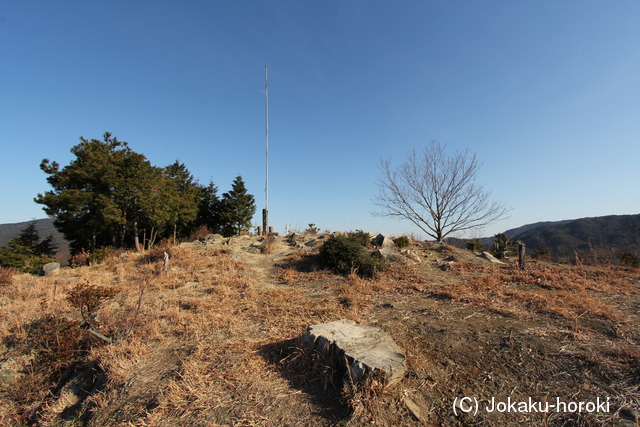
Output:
(1, 234), (639, 426)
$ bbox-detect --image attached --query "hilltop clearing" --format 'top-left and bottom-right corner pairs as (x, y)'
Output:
(1, 235), (639, 426)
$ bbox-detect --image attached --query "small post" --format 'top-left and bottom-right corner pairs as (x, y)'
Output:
(518, 241), (526, 270)
(163, 251), (170, 272)
(262, 209), (268, 236)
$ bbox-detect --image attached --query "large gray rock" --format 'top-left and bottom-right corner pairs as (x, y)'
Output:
(372, 233), (395, 248)
(303, 319), (406, 388)
(42, 262), (61, 276)
(374, 247), (403, 263)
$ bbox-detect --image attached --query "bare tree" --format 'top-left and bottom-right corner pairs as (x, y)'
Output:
(372, 140), (510, 242)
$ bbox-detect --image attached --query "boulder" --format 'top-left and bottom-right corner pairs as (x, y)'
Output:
(480, 251), (504, 264)
(373, 233), (395, 248)
(374, 247), (403, 263)
(303, 319), (406, 388)
(42, 262), (61, 276)
(287, 233), (306, 245)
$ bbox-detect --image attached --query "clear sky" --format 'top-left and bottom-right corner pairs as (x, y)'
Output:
(1, 1), (639, 239)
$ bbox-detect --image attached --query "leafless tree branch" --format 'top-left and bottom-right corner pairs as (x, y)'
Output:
(372, 140), (510, 242)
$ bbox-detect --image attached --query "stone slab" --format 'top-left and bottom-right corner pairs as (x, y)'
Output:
(480, 251), (504, 264)
(303, 319), (406, 388)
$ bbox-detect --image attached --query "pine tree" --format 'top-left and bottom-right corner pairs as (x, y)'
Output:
(196, 181), (223, 234)
(219, 176), (256, 236)
(165, 161), (200, 242)
(35, 132), (175, 252)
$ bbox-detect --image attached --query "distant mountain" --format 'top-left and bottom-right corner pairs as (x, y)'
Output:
(503, 220), (574, 239)
(445, 214), (640, 260)
(0, 218), (70, 263)
(515, 214), (640, 258)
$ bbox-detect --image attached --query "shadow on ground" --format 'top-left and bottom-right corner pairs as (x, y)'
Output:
(259, 336), (351, 423)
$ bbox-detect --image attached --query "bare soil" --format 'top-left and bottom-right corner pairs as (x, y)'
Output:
(1, 235), (639, 426)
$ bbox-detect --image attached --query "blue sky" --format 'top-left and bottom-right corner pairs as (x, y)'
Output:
(1, 1), (639, 239)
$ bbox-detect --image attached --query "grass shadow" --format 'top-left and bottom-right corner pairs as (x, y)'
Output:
(258, 336), (351, 423)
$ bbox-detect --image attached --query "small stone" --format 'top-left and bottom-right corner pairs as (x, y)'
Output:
(403, 396), (426, 422)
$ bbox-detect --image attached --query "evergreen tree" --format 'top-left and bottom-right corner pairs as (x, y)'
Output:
(35, 132), (174, 252)
(196, 181), (223, 234)
(165, 161), (200, 242)
(0, 221), (56, 273)
(219, 176), (256, 236)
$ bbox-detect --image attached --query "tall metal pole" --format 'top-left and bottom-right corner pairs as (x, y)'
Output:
(263, 64), (269, 236)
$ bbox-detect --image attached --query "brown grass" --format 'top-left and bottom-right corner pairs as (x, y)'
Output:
(442, 261), (636, 322)
(1, 242), (639, 426)
(0, 267), (15, 285)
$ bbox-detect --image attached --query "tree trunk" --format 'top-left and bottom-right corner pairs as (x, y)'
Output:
(173, 223), (177, 245)
(133, 221), (141, 252)
(149, 227), (157, 249)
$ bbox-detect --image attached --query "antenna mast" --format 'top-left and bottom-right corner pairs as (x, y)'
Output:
(262, 64), (269, 236)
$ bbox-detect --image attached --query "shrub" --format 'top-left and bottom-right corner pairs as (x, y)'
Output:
(394, 236), (412, 248)
(190, 225), (210, 241)
(70, 249), (91, 268)
(319, 234), (386, 278)
(534, 248), (553, 261)
(305, 223), (320, 235)
(66, 282), (119, 325)
(464, 238), (483, 251)
(491, 233), (518, 259)
(348, 230), (372, 247)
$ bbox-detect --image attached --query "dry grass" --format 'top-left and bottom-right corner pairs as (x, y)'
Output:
(440, 261), (637, 323)
(0, 267), (16, 285)
(1, 242), (639, 426)
(0, 246), (354, 426)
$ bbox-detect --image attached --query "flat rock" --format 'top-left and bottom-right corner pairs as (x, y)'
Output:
(303, 319), (406, 388)
(480, 251), (504, 264)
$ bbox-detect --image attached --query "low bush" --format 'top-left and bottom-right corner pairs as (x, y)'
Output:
(394, 236), (412, 248)
(465, 239), (483, 251)
(305, 223), (320, 235)
(348, 230), (372, 247)
(70, 249), (91, 268)
(319, 234), (386, 278)
(66, 282), (119, 325)
(190, 225), (211, 241)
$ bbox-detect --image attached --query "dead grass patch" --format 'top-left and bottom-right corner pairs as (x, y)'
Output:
(2, 242), (638, 426)
(443, 262), (636, 324)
